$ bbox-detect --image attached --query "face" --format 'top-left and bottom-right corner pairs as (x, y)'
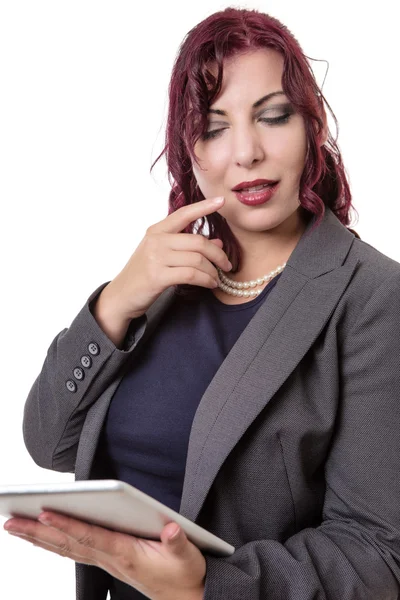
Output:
(191, 48), (309, 241)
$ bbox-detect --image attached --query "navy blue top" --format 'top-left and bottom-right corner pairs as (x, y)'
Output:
(92, 274), (282, 599)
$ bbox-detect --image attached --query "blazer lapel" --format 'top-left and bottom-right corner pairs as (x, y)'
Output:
(79, 207), (359, 521)
(178, 208), (360, 521)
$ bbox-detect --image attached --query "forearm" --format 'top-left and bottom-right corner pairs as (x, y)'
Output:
(160, 585), (204, 600)
(190, 585), (205, 600)
(191, 586), (204, 600)
(23, 281), (148, 471)
(91, 283), (133, 349)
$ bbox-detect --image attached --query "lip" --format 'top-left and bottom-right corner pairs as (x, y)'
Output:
(234, 182), (279, 206)
(232, 178), (279, 191)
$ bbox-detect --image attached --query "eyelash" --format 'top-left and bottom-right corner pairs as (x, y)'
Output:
(202, 113), (291, 141)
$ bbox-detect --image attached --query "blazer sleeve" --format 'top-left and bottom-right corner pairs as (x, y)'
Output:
(203, 270), (400, 599)
(22, 282), (148, 473)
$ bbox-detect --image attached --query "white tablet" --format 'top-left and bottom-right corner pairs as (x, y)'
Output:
(0, 479), (235, 557)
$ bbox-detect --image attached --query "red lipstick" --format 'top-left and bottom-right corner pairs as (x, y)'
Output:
(232, 178), (278, 191)
(233, 180), (280, 206)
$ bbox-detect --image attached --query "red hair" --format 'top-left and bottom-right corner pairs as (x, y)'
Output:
(150, 7), (359, 295)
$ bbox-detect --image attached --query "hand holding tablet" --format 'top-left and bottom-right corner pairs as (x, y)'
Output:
(0, 479), (235, 557)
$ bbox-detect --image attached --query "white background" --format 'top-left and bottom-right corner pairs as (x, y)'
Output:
(0, 1), (399, 598)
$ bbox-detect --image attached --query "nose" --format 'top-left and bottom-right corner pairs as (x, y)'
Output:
(231, 125), (265, 168)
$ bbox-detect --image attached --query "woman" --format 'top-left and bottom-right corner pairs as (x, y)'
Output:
(4, 6), (400, 600)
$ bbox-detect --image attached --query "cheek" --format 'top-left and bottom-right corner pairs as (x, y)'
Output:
(193, 146), (228, 186)
(269, 127), (307, 170)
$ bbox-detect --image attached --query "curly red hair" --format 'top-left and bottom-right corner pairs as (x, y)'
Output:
(150, 7), (359, 295)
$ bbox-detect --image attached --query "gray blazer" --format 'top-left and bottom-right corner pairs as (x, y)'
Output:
(22, 207), (400, 599)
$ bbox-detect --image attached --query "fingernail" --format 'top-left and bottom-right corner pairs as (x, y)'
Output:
(213, 197), (224, 204)
(170, 526), (181, 540)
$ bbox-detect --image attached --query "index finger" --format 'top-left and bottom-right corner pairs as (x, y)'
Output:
(155, 196), (225, 234)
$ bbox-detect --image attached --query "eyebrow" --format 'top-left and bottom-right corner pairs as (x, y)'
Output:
(207, 91), (286, 115)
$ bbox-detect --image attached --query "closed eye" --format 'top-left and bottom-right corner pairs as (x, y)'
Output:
(202, 113), (292, 141)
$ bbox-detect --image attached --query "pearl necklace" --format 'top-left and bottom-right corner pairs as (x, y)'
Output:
(216, 262), (287, 297)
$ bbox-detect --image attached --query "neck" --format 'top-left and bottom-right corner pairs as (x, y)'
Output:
(229, 208), (309, 280)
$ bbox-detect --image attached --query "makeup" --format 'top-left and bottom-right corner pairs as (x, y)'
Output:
(234, 182), (279, 206)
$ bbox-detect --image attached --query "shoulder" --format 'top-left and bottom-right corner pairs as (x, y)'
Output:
(350, 235), (400, 274)
(335, 235), (400, 338)
(346, 235), (400, 298)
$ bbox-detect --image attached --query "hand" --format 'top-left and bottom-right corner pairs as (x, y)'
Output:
(4, 512), (206, 600)
(101, 195), (232, 321)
